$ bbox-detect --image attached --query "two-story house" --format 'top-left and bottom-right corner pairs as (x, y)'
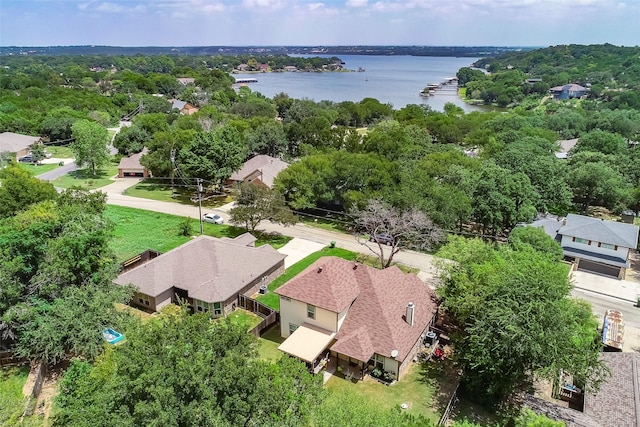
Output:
(557, 214), (639, 279)
(275, 257), (438, 380)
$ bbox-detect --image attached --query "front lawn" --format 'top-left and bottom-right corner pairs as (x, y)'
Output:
(47, 146), (74, 158)
(123, 179), (233, 208)
(18, 163), (59, 176)
(256, 247), (357, 310)
(105, 205), (291, 261)
(52, 163), (119, 190)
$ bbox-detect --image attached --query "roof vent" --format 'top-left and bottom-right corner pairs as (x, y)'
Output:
(317, 267), (323, 273)
(353, 264), (358, 270)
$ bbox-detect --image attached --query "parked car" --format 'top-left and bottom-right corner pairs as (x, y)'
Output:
(18, 154), (34, 163)
(203, 213), (224, 225)
(369, 233), (394, 246)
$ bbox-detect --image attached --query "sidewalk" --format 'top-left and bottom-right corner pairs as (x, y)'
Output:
(571, 270), (640, 303)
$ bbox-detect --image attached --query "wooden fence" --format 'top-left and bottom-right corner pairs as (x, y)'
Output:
(0, 349), (27, 368)
(120, 249), (162, 273)
(438, 382), (459, 426)
(31, 362), (47, 398)
(238, 295), (279, 337)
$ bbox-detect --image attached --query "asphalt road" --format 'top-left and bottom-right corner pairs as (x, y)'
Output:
(36, 161), (77, 181)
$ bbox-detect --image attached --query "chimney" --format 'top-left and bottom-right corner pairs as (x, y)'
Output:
(562, 218), (567, 226)
(406, 302), (415, 327)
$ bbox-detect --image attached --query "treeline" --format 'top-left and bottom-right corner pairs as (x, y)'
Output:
(457, 44), (640, 108)
(1, 46), (639, 237)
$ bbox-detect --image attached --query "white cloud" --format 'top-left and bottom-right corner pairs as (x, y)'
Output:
(346, 0), (368, 7)
(95, 2), (125, 13)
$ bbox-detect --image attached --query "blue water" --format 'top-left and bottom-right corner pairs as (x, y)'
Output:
(233, 55), (488, 113)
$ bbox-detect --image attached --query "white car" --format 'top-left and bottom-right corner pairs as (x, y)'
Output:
(203, 213), (224, 225)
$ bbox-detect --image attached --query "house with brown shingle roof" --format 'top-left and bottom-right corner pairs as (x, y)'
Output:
(228, 154), (289, 189)
(276, 257), (438, 380)
(117, 149), (150, 178)
(114, 234), (286, 316)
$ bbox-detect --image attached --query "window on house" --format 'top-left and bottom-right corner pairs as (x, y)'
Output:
(138, 295), (150, 307)
(307, 304), (316, 320)
(600, 243), (616, 250)
(213, 302), (222, 316)
(289, 323), (299, 335)
(195, 299), (210, 313)
(369, 353), (384, 370)
(575, 238), (589, 245)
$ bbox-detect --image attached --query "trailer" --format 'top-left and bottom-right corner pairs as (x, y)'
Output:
(602, 309), (624, 351)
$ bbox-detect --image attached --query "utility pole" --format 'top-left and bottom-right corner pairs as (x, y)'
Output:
(197, 178), (204, 235)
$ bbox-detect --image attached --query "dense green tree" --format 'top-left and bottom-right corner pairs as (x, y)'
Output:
(178, 125), (246, 188)
(0, 165), (57, 219)
(508, 225), (563, 260)
(567, 157), (630, 213)
(112, 125), (150, 156)
(53, 310), (323, 427)
(573, 129), (628, 156)
(245, 120), (288, 158)
(15, 283), (134, 365)
(437, 236), (607, 404)
(70, 119), (111, 175)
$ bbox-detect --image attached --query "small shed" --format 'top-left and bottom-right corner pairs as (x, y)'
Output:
(621, 210), (636, 224)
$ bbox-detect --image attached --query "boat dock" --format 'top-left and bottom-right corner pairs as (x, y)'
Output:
(419, 77), (458, 97)
(234, 78), (258, 84)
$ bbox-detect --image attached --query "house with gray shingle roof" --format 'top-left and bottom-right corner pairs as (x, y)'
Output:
(228, 154), (289, 189)
(0, 132), (41, 161)
(275, 257), (438, 380)
(550, 83), (588, 100)
(558, 214), (639, 279)
(114, 234), (286, 315)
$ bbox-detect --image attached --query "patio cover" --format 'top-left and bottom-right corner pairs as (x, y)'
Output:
(278, 323), (335, 363)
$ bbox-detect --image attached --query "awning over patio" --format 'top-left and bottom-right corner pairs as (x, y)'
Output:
(278, 323), (335, 363)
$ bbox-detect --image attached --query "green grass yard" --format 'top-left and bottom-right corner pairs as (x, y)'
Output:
(257, 323), (285, 362)
(0, 367), (44, 427)
(226, 309), (262, 331)
(123, 179), (233, 209)
(105, 205), (291, 261)
(47, 146), (74, 158)
(18, 163), (59, 176)
(52, 163), (119, 190)
(324, 362), (447, 422)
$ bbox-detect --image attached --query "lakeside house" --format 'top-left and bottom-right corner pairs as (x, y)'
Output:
(549, 84), (588, 100)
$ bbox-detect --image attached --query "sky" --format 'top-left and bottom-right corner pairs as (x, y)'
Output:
(0, 0), (638, 47)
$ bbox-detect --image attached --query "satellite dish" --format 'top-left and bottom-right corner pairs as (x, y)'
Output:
(391, 349), (399, 358)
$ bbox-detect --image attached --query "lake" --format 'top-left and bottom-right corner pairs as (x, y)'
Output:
(233, 55), (489, 113)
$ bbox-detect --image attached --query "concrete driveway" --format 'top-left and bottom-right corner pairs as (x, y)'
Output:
(571, 270), (640, 303)
(277, 238), (326, 269)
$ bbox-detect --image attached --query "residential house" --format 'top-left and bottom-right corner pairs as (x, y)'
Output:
(549, 83), (588, 100)
(176, 77), (195, 86)
(555, 138), (578, 159)
(228, 155), (289, 189)
(171, 99), (199, 115)
(114, 234), (286, 315)
(275, 257), (438, 380)
(117, 149), (150, 178)
(0, 132), (40, 162)
(525, 352), (640, 427)
(533, 213), (639, 279)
